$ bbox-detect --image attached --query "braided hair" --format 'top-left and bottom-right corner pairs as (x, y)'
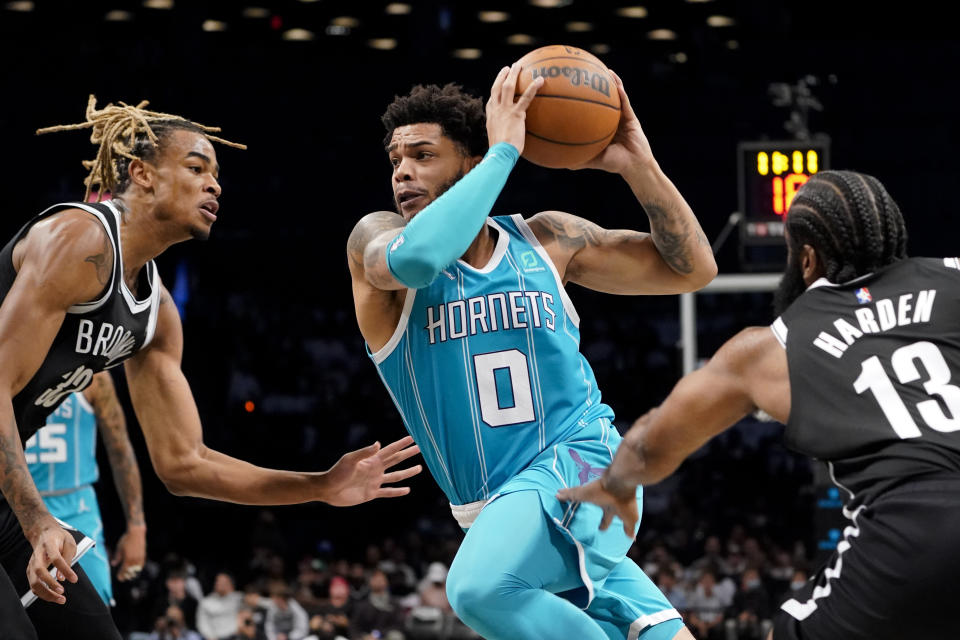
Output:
(785, 170), (908, 282)
(36, 95), (245, 202)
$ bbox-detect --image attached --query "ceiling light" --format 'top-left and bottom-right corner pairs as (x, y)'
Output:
(478, 11), (509, 22)
(529, 0), (571, 7)
(706, 15), (735, 26)
(385, 3), (411, 14)
(566, 21), (593, 32)
(241, 7), (269, 18)
(726, 39), (739, 50)
(453, 48), (482, 59)
(203, 20), (227, 31)
(331, 16), (360, 28)
(282, 28), (314, 40)
(670, 52), (688, 63)
(143, 0), (173, 8)
(326, 25), (349, 35)
(647, 28), (677, 40)
(298, 0), (321, 3)
(506, 33), (535, 45)
(104, 9), (132, 20)
(369, 38), (398, 50)
(5, 1), (34, 11)
(615, 6), (647, 18)
(591, 44), (611, 55)
(686, 0), (714, 3)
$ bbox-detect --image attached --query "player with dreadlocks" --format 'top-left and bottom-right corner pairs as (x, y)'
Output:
(0, 96), (421, 639)
(560, 170), (960, 639)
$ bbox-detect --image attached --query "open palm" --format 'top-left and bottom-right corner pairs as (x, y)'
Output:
(323, 435), (422, 507)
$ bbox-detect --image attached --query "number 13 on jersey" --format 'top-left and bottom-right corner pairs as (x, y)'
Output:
(474, 349), (536, 428)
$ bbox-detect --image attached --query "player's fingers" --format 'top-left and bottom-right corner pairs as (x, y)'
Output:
(609, 70), (638, 123)
(381, 465), (422, 484)
(599, 509), (614, 531)
(500, 62), (522, 104)
(32, 560), (65, 597)
(376, 486), (411, 498)
(351, 441), (381, 461)
(623, 516), (637, 538)
(384, 443), (421, 468)
(51, 554), (78, 584)
(556, 487), (579, 503)
(489, 66), (510, 105)
(31, 572), (66, 604)
(378, 435), (416, 457)
(514, 75), (544, 112)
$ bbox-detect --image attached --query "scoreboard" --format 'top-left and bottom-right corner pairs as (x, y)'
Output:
(738, 139), (831, 245)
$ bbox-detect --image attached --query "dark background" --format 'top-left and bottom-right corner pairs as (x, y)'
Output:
(1, 0), (958, 582)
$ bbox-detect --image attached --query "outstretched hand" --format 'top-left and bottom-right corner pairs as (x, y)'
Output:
(323, 435), (422, 507)
(570, 71), (654, 174)
(556, 476), (640, 538)
(27, 520), (79, 604)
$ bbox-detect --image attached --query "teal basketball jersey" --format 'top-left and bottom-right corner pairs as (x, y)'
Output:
(369, 215), (614, 505)
(27, 392), (99, 494)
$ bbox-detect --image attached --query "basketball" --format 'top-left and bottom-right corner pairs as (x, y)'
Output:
(514, 45), (621, 169)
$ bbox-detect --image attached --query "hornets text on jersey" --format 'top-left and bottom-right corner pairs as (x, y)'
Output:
(369, 215), (615, 506)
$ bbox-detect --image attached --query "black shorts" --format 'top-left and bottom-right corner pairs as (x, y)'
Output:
(774, 475), (960, 640)
(0, 498), (120, 640)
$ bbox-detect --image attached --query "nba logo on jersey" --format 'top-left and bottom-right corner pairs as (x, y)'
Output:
(855, 287), (872, 304)
(520, 250), (545, 273)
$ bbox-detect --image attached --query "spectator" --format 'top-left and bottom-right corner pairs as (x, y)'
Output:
(227, 607), (268, 640)
(198, 572), (244, 640)
(152, 569), (200, 632)
(417, 563), (451, 611)
(351, 570), (405, 640)
(691, 536), (731, 577)
(265, 580), (310, 640)
(687, 569), (728, 640)
(726, 567), (771, 639)
(243, 582), (272, 639)
(655, 568), (688, 612)
(310, 576), (353, 640)
(150, 605), (204, 640)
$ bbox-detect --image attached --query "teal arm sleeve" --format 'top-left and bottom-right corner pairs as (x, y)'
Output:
(386, 142), (520, 288)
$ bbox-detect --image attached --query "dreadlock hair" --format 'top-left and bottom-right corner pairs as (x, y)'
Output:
(36, 95), (246, 202)
(381, 84), (487, 158)
(785, 170), (908, 283)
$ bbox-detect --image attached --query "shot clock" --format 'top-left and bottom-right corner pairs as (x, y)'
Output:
(737, 139), (831, 245)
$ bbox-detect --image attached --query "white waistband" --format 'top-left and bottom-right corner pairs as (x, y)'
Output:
(449, 498), (489, 529)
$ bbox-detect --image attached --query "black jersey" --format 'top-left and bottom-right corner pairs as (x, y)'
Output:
(0, 201), (160, 443)
(773, 257), (960, 506)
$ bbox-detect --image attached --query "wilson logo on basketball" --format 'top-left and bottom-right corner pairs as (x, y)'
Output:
(530, 66), (611, 97)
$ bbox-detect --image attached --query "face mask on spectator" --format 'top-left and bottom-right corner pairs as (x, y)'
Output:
(791, 580), (806, 590)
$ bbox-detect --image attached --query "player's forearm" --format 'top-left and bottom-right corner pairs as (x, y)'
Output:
(159, 447), (327, 505)
(104, 441), (146, 528)
(0, 406), (55, 541)
(386, 142), (519, 288)
(602, 409), (681, 493)
(622, 161), (716, 288)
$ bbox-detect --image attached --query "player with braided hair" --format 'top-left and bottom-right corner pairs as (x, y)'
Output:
(561, 170), (960, 639)
(0, 97), (421, 639)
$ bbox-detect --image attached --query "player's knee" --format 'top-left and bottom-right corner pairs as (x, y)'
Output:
(446, 563), (503, 620)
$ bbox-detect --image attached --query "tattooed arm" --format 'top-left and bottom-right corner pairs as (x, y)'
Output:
(346, 212), (409, 351)
(0, 210), (114, 603)
(84, 371), (146, 580)
(530, 71), (716, 295)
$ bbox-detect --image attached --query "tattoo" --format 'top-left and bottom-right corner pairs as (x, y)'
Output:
(90, 375), (145, 526)
(536, 212), (639, 253)
(83, 219), (113, 286)
(644, 202), (695, 275)
(0, 426), (48, 538)
(347, 212), (405, 271)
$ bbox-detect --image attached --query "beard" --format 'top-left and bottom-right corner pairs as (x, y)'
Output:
(393, 169), (465, 218)
(772, 251), (807, 316)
